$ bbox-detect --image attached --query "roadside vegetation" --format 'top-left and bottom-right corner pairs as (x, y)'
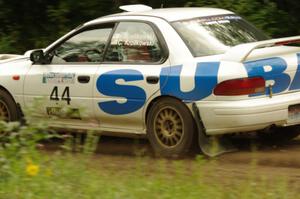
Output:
(0, 118), (299, 198)
(1, 0), (300, 198)
(0, 0), (299, 54)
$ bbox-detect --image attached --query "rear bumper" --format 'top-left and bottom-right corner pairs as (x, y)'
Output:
(195, 92), (300, 135)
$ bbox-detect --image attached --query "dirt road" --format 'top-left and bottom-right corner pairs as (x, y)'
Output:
(43, 135), (300, 183)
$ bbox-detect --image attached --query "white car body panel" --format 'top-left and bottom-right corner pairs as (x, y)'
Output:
(0, 54), (21, 61)
(92, 62), (171, 133)
(23, 63), (98, 123)
(222, 36), (300, 62)
(0, 7), (299, 138)
(196, 91), (300, 135)
(0, 58), (31, 105)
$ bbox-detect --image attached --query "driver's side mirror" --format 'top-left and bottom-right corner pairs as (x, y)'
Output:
(30, 50), (45, 64)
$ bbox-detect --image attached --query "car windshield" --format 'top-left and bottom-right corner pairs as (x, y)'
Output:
(172, 15), (269, 57)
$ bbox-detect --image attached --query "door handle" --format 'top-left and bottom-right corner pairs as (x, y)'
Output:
(146, 76), (159, 84)
(77, 75), (90, 83)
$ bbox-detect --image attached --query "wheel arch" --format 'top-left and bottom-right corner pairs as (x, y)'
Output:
(0, 85), (23, 118)
(144, 95), (194, 126)
(144, 95), (205, 145)
(0, 85), (17, 103)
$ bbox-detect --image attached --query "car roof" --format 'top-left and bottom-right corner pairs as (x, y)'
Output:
(101, 7), (234, 22)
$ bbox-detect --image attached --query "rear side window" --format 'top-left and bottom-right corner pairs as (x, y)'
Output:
(173, 15), (269, 57)
(104, 22), (163, 63)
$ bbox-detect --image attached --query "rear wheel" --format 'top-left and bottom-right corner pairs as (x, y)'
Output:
(147, 98), (195, 157)
(259, 125), (300, 144)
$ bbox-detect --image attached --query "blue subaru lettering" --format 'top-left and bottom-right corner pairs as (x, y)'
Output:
(245, 57), (290, 96)
(160, 62), (220, 101)
(96, 69), (146, 115)
(289, 53), (300, 91)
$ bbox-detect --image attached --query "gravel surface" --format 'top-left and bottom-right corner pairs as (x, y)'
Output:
(42, 135), (300, 184)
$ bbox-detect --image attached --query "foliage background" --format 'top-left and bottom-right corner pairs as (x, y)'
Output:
(0, 0), (299, 54)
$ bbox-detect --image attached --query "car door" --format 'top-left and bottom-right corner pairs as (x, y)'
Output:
(94, 21), (170, 133)
(24, 24), (115, 127)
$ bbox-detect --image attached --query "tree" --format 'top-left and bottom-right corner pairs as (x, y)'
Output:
(185, 0), (295, 37)
(0, 0), (298, 54)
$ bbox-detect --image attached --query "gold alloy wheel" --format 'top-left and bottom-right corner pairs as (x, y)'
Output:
(154, 106), (184, 148)
(0, 100), (10, 121)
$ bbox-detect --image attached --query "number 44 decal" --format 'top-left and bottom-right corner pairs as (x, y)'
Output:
(50, 86), (71, 105)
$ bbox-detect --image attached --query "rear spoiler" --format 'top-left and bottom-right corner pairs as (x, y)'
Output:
(222, 36), (300, 62)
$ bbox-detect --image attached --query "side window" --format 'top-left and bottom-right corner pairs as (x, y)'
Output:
(50, 25), (114, 64)
(105, 22), (163, 63)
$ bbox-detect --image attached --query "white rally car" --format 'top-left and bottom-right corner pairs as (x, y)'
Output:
(1, 5), (300, 156)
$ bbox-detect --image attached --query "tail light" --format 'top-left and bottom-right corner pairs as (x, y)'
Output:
(213, 77), (265, 96)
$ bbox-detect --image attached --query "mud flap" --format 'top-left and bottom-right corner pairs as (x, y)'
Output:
(192, 103), (237, 157)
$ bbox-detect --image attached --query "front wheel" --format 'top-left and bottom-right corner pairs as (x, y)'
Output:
(0, 90), (20, 122)
(146, 98), (195, 157)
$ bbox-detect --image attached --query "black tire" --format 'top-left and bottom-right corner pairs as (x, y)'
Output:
(146, 97), (195, 157)
(259, 125), (300, 144)
(0, 90), (20, 122)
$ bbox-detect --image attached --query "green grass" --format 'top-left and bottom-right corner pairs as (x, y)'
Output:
(0, 120), (299, 199)
(0, 151), (299, 199)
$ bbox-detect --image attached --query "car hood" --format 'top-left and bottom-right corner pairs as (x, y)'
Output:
(0, 54), (28, 64)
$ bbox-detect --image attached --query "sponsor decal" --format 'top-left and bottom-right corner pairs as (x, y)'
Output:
(160, 62), (220, 101)
(46, 107), (81, 119)
(43, 72), (75, 84)
(245, 57), (290, 96)
(245, 53), (300, 96)
(289, 53), (300, 91)
(96, 69), (146, 115)
(96, 53), (300, 115)
(96, 62), (220, 115)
